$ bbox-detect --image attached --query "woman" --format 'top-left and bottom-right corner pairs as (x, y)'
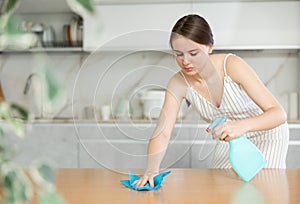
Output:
(134, 14), (289, 188)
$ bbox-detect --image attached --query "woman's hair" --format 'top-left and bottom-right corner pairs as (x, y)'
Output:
(170, 14), (214, 48)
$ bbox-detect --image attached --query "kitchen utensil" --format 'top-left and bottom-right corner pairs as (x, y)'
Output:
(43, 26), (56, 47)
(101, 105), (111, 121)
(84, 106), (94, 119)
(140, 89), (165, 119)
(31, 23), (44, 47)
(115, 98), (133, 120)
(140, 89), (188, 120)
(288, 92), (298, 120)
(207, 117), (266, 182)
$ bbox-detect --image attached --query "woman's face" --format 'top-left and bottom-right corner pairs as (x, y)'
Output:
(171, 35), (212, 75)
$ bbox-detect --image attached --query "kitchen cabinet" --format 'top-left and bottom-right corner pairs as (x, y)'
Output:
(83, 3), (190, 51)
(286, 126), (300, 168)
(0, 0), (83, 52)
(3, 122), (300, 168)
(83, 1), (300, 51)
(12, 13), (83, 51)
(4, 123), (78, 168)
(77, 124), (191, 168)
(2, 1), (298, 52)
(192, 1), (300, 49)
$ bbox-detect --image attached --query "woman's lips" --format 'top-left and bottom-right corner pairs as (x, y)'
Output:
(184, 67), (193, 72)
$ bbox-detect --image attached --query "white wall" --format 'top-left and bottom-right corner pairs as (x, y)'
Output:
(1, 1), (299, 120)
(0, 50), (298, 120)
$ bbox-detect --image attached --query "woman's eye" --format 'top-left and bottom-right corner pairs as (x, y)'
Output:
(190, 52), (198, 56)
(175, 53), (183, 57)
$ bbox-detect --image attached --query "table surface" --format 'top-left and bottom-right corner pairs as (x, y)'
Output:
(55, 168), (300, 204)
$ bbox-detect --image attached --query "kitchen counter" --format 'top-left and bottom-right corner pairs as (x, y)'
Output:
(55, 168), (300, 204)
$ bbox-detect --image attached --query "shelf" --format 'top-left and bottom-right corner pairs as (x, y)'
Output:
(0, 47), (84, 54)
(30, 47), (84, 52)
(84, 46), (300, 54)
(2, 45), (299, 54)
(213, 46), (300, 55)
(92, 0), (296, 5)
(213, 45), (300, 51)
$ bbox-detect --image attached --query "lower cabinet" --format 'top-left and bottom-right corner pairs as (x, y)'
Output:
(4, 124), (78, 168)
(286, 128), (300, 168)
(77, 125), (215, 169)
(4, 123), (300, 168)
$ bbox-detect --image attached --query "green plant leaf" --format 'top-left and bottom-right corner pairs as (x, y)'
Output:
(2, 0), (20, 14)
(10, 102), (30, 121)
(0, 0), (22, 34)
(75, 0), (94, 13)
(45, 67), (59, 101)
(2, 170), (30, 202)
(66, 0), (94, 16)
(38, 190), (65, 204)
(0, 127), (4, 137)
(1, 196), (15, 204)
(0, 142), (16, 165)
(0, 101), (25, 137)
(37, 163), (55, 184)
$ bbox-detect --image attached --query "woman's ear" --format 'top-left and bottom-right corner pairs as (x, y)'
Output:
(208, 45), (213, 54)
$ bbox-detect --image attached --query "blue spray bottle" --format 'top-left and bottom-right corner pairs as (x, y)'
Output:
(206, 117), (267, 182)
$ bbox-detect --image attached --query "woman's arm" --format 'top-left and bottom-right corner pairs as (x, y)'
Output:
(217, 55), (287, 141)
(134, 73), (186, 188)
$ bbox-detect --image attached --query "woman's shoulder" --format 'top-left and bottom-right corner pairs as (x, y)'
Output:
(209, 53), (239, 62)
(212, 53), (256, 84)
(210, 53), (244, 70)
(168, 72), (186, 86)
(166, 72), (188, 95)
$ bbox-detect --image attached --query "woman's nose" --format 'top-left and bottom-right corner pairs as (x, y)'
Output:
(182, 56), (190, 65)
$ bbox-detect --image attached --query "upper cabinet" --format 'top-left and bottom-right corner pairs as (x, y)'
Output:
(192, 1), (300, 50)
(2, 0), (299, 52)
(83, 1), (300, 51)
(83, 3), (191, 51)
(1, 0), (83, 52)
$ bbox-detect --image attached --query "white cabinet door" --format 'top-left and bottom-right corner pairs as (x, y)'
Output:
(5, 124), (78, 168)
(287, 128), (300, 168)
(78, 124), (191, 168)
(83, 3), (191, 51)
(192, 1), (300, 49)
(84, 1), (300, 51)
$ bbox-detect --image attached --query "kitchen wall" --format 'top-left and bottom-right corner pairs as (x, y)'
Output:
(0, 50), (298, 121)
(1, 0), (299, 121)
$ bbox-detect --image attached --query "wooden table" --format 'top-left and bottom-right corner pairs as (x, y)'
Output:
(56, 168), (300, 204)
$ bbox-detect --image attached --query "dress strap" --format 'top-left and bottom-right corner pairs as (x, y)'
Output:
(223, 53), (235, 77)
(179, 71), (191, 87)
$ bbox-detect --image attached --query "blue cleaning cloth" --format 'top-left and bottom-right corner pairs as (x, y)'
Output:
(120, 170), (171, 191)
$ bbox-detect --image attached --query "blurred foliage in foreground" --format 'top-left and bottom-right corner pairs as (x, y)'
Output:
(0, 0), (94, 203)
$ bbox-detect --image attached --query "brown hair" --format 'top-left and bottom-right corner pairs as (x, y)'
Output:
(170, 14), (214, 48)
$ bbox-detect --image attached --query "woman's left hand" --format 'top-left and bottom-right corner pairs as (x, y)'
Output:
(212, 121), (248, 142)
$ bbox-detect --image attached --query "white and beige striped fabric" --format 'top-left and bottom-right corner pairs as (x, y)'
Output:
(180, 53), (289, 168)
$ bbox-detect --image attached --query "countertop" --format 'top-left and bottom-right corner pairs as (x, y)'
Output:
(54, 168), (300, 204)
(14, 119), (300, 128)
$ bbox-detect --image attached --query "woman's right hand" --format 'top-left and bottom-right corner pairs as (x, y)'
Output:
(132, 170), (158, 188)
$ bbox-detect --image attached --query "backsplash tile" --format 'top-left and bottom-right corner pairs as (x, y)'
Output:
(0, 50), (298, 120)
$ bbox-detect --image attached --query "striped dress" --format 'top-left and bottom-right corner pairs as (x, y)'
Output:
(180, 53), (289, 168)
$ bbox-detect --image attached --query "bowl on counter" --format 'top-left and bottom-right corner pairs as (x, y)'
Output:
(139, 89), (188, 120)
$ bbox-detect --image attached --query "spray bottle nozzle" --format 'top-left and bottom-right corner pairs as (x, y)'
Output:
(206, 117), (227, 133)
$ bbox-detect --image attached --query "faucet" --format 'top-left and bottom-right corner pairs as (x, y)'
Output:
(23, 73), (44, 118)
